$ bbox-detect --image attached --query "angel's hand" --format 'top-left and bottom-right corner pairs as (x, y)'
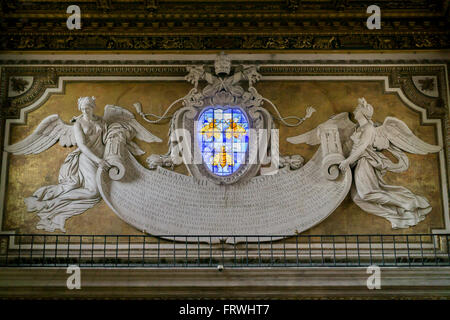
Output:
(338, 159), (351, 171)
(98, 159), (112, 171)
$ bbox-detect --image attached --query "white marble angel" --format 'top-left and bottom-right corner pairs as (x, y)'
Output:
(338, 98), (441, 228)
(5, 96), (161, 232)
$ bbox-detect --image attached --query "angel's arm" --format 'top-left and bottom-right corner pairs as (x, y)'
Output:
(341, 125), (375, 166)
(73, 121), (103, 165)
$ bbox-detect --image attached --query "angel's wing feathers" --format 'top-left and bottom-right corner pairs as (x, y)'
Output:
(286, 112), (356, 146)
(103, 105), (162, 143)
(127, 141), (146, 156)
(380, 117), (441, 154)
(132, 118), (162, 143)
(103, 105), (132, 123)
(5, 115), (75, 155)
(286, 128), (319, 145)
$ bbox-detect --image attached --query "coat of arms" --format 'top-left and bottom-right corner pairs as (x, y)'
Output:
(142, 52), (314, 184)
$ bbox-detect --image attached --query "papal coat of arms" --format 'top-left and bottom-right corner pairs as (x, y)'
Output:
(198, 107), (248, 176)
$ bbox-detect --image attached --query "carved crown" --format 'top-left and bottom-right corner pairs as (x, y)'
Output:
(214, 52), (231, 75)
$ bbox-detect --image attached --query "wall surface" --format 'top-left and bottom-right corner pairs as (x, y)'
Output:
(0, 52), (449, 301)
(2, 76), (446, 236)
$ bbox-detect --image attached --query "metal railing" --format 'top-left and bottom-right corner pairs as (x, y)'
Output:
(0, 233), (449, 268)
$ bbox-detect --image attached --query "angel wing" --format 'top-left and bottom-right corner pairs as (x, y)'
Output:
(103, 105), (162, 143)
(286, 127), (320, 146)
(103, 105), (162, 156)
(287, 112), (356, 156)
(5, 115), (76, 155)
(375, 117), (441, 154)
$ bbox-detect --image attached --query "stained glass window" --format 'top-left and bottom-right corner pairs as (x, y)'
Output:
(197, 107), (249, 176)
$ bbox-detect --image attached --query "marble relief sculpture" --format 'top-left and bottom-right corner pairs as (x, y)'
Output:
(3, 55), (442, 238)
(5, 96), (161, 232)
(289, 98), (441, 229)
(340, 98), (441, 228)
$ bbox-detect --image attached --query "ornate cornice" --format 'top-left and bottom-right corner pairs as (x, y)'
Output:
(0, 0), (446, 12)
(0, 63), (447, 118)
(0, 0), (448, 51)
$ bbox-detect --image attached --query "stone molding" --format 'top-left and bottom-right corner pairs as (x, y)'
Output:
(1, 63), (447, 119)
(0, 267), (449, 299)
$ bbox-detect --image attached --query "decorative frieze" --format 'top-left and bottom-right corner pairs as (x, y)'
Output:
(0, 0), (448, 51)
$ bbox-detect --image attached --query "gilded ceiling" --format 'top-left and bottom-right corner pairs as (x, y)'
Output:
(0, 0), (449, 51)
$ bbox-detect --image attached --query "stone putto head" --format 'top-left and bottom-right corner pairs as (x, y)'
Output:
(77, 96), (96, 111)
(214, 52), (232, 75)
(356, 97), (373, 120)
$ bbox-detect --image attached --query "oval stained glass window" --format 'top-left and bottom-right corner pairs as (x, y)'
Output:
(197, 107), (249, 176)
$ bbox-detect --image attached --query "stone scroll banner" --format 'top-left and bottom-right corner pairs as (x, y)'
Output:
(97, 142), (352, 243)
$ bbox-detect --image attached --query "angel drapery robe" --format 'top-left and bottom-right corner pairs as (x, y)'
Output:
(350, 124), (432, 229)
(24, 118), (108, 232)
(6, 104), (162, 233)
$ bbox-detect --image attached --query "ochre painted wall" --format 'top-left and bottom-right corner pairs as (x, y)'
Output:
(3, 80), (444, 235)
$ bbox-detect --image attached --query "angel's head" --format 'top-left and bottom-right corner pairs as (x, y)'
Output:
(78, 96), (96, 117)
(354, 98), (373, 122)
